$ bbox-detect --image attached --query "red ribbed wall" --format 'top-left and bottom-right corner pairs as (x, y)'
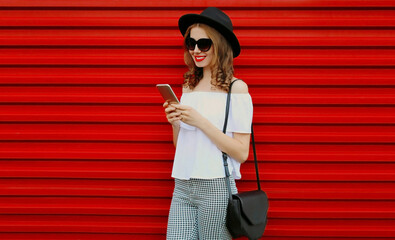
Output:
(1, 1), (395, 239)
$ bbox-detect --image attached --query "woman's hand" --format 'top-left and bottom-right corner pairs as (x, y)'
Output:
(173, 104), (207, 128)
(163, 101), (181, 127)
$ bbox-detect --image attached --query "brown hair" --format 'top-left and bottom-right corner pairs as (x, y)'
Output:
(182, 23), (234, 92)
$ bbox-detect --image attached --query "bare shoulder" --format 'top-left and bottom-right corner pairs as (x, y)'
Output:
(231, 79), (249, 94)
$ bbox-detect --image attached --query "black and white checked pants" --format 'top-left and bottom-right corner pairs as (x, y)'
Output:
(166, 177), (238, 240)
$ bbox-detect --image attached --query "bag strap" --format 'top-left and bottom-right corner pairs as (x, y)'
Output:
(222, 80), (261, 200)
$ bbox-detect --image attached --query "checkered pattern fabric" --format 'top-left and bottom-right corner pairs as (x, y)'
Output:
(166, 177), (238, 240)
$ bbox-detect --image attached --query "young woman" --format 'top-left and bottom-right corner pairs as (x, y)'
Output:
(164, 7), (253, 239)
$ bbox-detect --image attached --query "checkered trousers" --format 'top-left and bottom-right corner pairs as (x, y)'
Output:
(166, 177), (238, 240)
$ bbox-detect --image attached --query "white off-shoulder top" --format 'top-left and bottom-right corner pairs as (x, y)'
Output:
(171, 91), (253, 180)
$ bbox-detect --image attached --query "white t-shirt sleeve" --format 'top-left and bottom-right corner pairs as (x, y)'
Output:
(227, 94), (253, 133)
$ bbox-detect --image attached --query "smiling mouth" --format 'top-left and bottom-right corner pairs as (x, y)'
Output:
(194, 56), (206, 62)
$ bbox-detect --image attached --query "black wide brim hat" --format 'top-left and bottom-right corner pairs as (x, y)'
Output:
(178, 7), (241, 58)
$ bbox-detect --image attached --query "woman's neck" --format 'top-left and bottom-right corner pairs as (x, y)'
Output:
(201, 67), (212, 83)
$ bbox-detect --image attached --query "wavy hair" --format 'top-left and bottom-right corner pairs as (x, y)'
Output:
(182, 23), (234, 92)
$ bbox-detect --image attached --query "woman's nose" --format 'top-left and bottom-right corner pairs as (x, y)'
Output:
(193, 44), (201, 53)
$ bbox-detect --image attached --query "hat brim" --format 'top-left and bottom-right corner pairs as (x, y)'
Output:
(178, 14), (240, 58)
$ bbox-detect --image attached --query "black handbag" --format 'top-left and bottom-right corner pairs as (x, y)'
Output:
(222, 80), (269, 240)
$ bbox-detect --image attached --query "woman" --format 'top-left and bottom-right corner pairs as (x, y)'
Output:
(164, 7), (253, 239)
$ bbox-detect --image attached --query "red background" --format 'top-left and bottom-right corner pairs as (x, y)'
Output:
(0, 0), (395, 239)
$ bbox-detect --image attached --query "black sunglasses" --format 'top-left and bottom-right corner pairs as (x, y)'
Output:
(185, 37), (213, 52)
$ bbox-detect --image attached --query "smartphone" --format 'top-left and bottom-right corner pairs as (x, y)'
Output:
(156, 84), (180, 103)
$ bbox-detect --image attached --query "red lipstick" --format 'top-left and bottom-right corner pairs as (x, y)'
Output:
(194, 56), (206, 62)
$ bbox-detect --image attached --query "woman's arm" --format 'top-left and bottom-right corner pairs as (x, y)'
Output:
(198, 120), (250, 163)
(163, 101), (181, 147)
(171, 124), (180, 147)
(174, 81), (251, 163)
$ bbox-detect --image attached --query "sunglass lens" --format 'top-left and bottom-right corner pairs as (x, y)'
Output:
(185, 38), (196, 50)
(197, 39), (212, 52)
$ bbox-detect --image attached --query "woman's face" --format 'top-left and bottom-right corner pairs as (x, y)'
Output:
(188, 26), (214, 68)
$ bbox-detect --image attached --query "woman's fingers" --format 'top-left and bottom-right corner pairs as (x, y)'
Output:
(162, 101), (182, 127)
(167, 110), (181, 121)
(173, 104), (189, 110)
(168, 116), (181, 124)
(164, 104), (177, 114)
(168, 110), (180, 118)
(164, 103), (195, 124)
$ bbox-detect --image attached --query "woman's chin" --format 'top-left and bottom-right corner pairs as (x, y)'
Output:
(195, 61), (209, 68)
